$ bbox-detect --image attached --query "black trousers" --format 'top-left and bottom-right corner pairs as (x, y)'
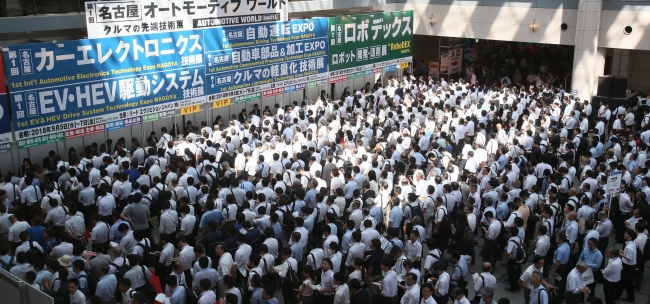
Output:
(480, 238), (498, 270)
(555, 263), (570, 302)
(507, 259), (521, 290)
(597, 237), (609, 268)
(565, 291), (583, 304)
(618, 263), (635, 300)
(603, 278), (619, 304)
(432, 293), (449, 304)
(156, 263), (172, 291)
(635, 256), (645, 288)
(280, 285), (298, 304)
(183, 269), (193, 291)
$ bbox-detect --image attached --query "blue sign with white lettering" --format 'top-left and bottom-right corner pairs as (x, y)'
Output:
(3, 30), (205, 137)
(204, 18), (328, 99)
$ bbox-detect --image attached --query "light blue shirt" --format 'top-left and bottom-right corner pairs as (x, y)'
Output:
(199, 209), (225, 229)
(170, 286), (186, 304)
(530, 286), (548, 304)
(453, 255), (470, 281)
(578, 248), (603, 271)
(343, 181), (358, 199)
(627, 161), (637, 172)
(110, 220), (131, 242)
(565, 221), (578, 244)
(303, 214), (314, 234)
(240, 181), (254, 193)
(384, 237), (403, 256)
(304, 189), (318, 209)
(479, 300), (498, 304)
(554, 243), (570, 265)
(341, 229), (354, 254)
(291, 200), (306, 217)
(595, 142), (603, 157)
(389, 206), (403, 228)
(497, 154), (508, 170)
(496, 202), (509, 220)
(34, 269), (52, 285)
(96, 274), (118, 302)
(369, 205), (382, 225)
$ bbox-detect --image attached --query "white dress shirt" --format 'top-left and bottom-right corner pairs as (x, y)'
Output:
(566, 268), (585, 294)
(601, 257), (622, 282)
(401, 284), (420, 304)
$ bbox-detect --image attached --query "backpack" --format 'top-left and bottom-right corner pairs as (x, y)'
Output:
(577, 135), (589, 154)
(526, 206), (539, 234)
(78, 273), (98, 297)
(509, 237), (527, 264)
(437, 208), (451, 232)
(279, 261), (301, 287)
(550, 204), (563, 229)
(166, 150), (179, 165)
(54, 278), (70, 303)
(406, 203), (424, 222)
(546, 287), (562, 304)
(184, 286), (199, 304)
(136, 240), (153, 267)
(281, 204), (297, 232)
(25, 241), (42, 263)
(135, 265), (157, 303)
(0, 256), (15, 271)
(110, 260), (130, 281)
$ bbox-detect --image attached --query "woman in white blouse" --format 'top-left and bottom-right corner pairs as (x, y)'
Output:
(348, 257), (366, 287)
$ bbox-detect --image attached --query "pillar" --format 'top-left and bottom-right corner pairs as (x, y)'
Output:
(571, 0), (605, 100)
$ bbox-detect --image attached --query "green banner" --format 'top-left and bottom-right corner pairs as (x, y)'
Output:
(143, 113), (159, 123)
(328, 11), (413, 72)
(18, 132), (64, 149)
(236, 93), (261, 104)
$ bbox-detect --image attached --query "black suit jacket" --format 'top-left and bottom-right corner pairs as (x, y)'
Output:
(43, 157), (53, 170)
(351, 288), (372, 303)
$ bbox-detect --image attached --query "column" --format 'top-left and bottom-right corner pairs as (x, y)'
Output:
(571, 0), (604, 100)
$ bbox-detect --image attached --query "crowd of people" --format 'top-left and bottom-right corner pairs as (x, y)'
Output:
(0, 71), (648, 304)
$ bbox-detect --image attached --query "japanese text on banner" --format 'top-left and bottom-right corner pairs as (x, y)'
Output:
(328, 11), (413, 72)
(3, 30), (206, 139)
(85, 0), (288, 38)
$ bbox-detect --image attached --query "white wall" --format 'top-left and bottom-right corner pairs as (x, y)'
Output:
(396, 3), (578, 45)
(599, 10), (650, 51)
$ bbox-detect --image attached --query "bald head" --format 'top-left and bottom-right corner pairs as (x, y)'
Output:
(569, 212), (578, 221)
(112, 246), (123, 257)
(482, 262), (492, 272)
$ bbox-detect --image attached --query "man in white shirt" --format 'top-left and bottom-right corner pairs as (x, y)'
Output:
(399, 272), (420, 304)
(333, 272), (350, 304)
(618, 229), (637, 302)
(215, 242), (233, 298)
(566, 262), (590, 304)
(471, 263), (497, 303)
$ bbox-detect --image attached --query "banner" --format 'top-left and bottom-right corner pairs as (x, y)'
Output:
(328, 11), (413, 72)
(0, 54), (13, 145)
(3, 30), (206, 140)
(85, 0), (288, 38)
(441, 48), (462, 74)
(204, 18), (329, 100)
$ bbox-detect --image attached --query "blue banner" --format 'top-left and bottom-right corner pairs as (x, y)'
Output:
(3, 30), (206, 137)
(204, 18), (328, 100)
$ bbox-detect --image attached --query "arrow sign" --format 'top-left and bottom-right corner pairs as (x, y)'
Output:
(451, 61), (459, 66)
